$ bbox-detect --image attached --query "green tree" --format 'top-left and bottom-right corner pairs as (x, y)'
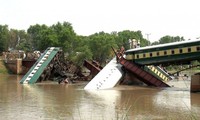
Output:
(88, 32), (117, 64)
(116, 30), (148, 49)
(14, 30), (31, 51)
(69, 45), (93, 66)
(27, 24), (49, 51)
(51, 22), (76, 54)
(39, 28), (59, 49)
(151, 41), (159, 45)
(0, 25), (9, 52)
(8, 29), (18, 50)
(159, 35), (185, 44)
(7, 29), (31, 51)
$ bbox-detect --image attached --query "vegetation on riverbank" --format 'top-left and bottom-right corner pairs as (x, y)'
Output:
(0, 58), (8, 74)
(1, 22), (197, 74)
(0, 22), (185, 66)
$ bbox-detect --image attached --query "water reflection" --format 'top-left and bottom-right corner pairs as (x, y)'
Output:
(0, 75), (200, 120)
(191, 92), (200, 118)
(154, 89), (191, 110)
(116, 87), (164, 119)
(83, 90), (121, 119)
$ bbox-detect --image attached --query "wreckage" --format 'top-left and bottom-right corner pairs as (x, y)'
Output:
(1, 47), (86, 84)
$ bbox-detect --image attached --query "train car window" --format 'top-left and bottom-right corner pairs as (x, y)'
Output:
(150, 53), (152, 57)
(164, 51), (167, 55)
(143, 54), (146, 58)
(136, 54), (139, 59)
(188, 47), (191, 52)
(197, 46), (200, 51)
(179, 49), (183, 53)
(171, 50), (175, 54)
(156, 52), (159, 56)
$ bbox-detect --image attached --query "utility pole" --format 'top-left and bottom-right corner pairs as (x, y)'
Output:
(146, 33), (151, 46)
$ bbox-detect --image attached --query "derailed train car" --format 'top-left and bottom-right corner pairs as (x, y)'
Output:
(125, 40), (200, 66)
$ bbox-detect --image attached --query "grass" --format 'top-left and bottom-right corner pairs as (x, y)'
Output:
(0, 59), (9, 74)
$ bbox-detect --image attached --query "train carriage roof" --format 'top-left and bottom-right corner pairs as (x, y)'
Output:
(126, 39), (200, 53)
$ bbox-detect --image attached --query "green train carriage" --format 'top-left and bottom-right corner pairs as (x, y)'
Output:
(125, 40), (200, 66)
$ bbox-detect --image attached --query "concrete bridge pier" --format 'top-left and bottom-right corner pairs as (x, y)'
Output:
(191, 75), (200, 92)
(16, 59), (22, 74)
(5, 59), (24, 75)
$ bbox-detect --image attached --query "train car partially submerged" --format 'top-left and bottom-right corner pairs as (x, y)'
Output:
(125, 40), (200, 66)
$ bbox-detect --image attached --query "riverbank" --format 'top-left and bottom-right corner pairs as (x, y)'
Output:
(0, 57), (9, 74)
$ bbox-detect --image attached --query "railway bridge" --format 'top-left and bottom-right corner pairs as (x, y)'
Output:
(85, 39), (200, 90)
(19, 40), (200, 91)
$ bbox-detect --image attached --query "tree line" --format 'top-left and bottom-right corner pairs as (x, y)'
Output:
(0, 21), (185, 65)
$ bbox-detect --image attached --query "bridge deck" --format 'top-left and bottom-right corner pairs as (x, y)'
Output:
(119, 57), (170, 87)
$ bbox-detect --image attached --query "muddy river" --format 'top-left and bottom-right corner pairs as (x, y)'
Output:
(0, 75), (200, 120)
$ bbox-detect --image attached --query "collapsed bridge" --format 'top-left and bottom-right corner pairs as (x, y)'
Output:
(20, 40), (200, 91)
(84, 40), (200, 89)
(20, 47), (84, 84)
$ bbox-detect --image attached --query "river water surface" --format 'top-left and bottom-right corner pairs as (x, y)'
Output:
(0, 75), (200, 120)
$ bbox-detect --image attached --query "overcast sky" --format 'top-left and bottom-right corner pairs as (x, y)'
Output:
(0, 0), (200, 41)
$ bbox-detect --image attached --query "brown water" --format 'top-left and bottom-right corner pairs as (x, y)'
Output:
(0, 75), (200, 120)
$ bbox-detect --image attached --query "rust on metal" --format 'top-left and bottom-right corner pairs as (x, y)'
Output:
(112, 46), (170, 87)
(83, 60), (102, 77)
